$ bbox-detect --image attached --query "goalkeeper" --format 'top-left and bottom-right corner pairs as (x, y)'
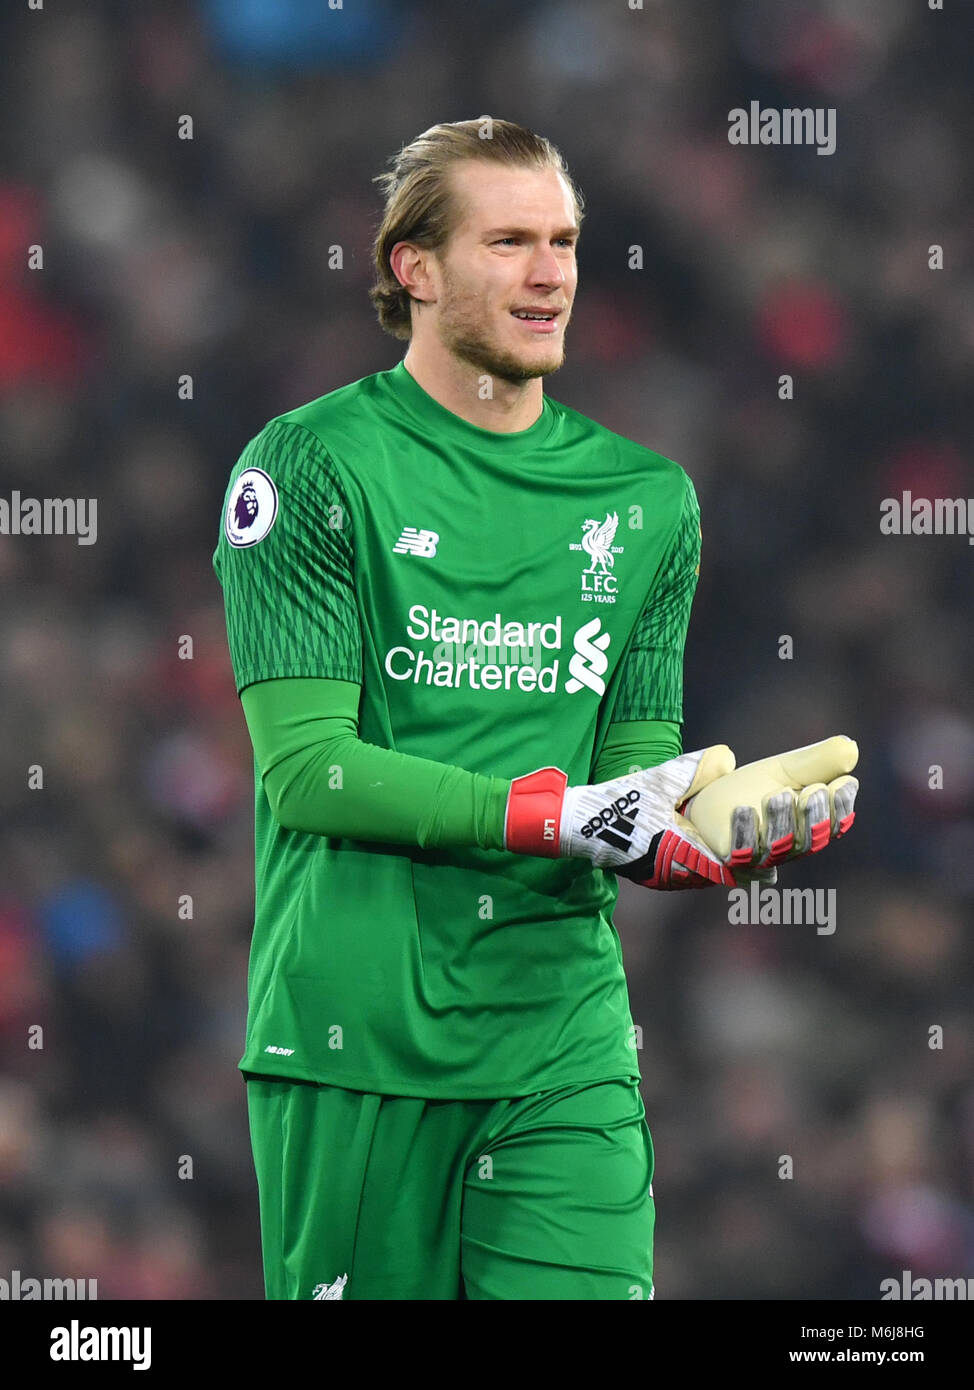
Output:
(214, 117), (859, 1302)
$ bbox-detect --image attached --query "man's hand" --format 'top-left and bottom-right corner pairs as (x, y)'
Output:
(682, 735), (858, 875)
(505, 745), (746, 889)
(503, 734), (858, 891)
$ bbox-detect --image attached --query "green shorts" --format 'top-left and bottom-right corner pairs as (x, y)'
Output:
(245, 1072), (655, 1301)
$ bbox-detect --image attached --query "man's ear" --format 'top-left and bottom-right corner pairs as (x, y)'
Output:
(390, 242), (436, 305)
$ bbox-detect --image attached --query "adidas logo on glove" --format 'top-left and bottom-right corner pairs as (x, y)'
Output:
(578, 789), (640, 845)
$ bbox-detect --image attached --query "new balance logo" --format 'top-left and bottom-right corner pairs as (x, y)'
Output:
(578, 789), (640, 853)
(393, 526), (439, 557)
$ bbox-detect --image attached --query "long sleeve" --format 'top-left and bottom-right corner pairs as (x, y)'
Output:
(240, 676), (683, 849)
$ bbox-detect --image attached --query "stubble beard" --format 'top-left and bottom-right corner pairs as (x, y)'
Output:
(436, 276), (568, 385)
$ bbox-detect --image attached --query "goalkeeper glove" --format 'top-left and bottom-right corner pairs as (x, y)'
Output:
(504, 745), (745, 890)
(682, 735), (858, 873)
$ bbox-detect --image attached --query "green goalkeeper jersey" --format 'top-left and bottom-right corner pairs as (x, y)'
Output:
(213, 359), (701, 1098)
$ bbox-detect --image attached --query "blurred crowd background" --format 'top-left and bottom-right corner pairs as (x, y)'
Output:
(0, 0), (972, 1300)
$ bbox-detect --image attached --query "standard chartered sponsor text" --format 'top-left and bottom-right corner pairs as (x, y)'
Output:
(385, 605), (563, 691)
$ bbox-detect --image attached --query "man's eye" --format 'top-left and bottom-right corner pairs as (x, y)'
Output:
(493, 236), (574, 247)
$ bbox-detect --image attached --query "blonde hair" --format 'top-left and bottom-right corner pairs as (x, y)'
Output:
(369, 117), (584, 340)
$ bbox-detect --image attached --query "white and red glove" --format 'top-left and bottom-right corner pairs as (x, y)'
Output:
(505, 745), (742, 889)
(504, 735), (859, 890)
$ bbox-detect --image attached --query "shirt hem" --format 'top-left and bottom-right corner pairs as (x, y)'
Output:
(239, 1058), (642, 1100)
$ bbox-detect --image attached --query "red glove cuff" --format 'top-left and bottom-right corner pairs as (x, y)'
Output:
(504, 767), (568, 857)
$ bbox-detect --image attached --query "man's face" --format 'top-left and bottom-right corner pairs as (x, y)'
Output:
(427, 162), (579, 384)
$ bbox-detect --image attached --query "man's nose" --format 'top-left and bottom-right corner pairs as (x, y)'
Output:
(528, 245), (567, 286)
